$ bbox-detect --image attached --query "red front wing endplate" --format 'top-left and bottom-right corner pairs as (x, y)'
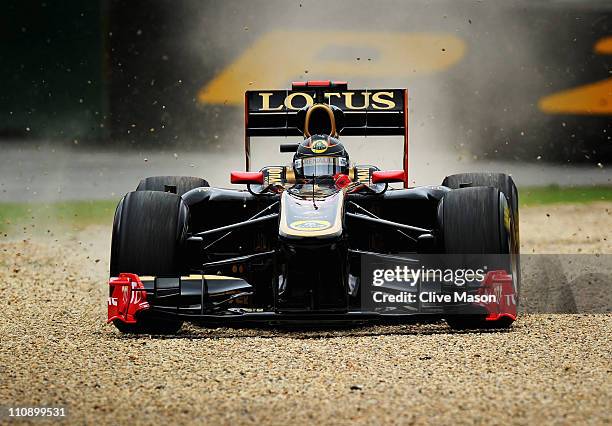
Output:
(108, 273), (150, 324)
(478, 270), (518, 322)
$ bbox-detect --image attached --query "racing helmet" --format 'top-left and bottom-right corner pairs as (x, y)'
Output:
(293, 135), (349, 180)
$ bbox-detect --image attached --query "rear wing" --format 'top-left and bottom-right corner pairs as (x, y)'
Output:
(244, 81), (409, 187)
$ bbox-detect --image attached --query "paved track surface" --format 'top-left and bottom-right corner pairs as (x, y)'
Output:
(0, 204), (610, 425)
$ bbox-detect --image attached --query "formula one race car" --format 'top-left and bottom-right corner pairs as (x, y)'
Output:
(108, 81), (520, 334)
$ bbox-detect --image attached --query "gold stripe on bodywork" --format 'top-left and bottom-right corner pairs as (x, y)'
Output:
(356, 167), (371, 184)
(138, 275), (241, 282)
(285, 168), (296, 183)
(304, 104), (337, 137)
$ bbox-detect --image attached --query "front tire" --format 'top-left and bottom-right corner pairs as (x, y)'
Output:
(439, 187), (519, 330)
(110, 190), (188, 334)
(442, 172), (519, 250)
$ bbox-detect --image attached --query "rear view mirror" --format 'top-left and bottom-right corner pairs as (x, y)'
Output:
(280, 143), (300, 153)
(371, 170), (405, 184)
(230, 171), (264, 185)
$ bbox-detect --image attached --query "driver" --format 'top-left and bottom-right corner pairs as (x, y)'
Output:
(292, 135), (351, 187)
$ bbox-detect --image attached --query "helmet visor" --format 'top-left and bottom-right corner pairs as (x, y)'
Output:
(294, 156), (348, 178)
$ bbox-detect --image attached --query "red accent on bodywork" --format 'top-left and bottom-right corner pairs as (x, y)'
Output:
(371, 170), (406, 184)
(244, 91), (250, 171)
(334, 173), (352, 189)
(307, 80), (332, 87)
(291, 81), (348, 90)
(403, 89), (409, 188)
(107, 273), (149, 324)
(478, 270), (517, 322)
(231, 171), (264, 184)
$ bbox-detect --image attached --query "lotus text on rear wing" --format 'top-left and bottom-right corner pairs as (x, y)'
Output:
(255, 91), (399, 111)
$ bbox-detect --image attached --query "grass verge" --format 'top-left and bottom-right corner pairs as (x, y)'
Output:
(0, 199), (118, 234)
(0, 186), (611, 234)
(520, 185), (612, 206)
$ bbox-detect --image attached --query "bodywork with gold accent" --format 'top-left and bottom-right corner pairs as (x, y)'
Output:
(108, 81), (519, 329)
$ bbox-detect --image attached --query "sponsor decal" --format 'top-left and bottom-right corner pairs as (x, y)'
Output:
(311, 139), (329, 154)
(289, 219), (332, 231)
(250, 90), (400, 111)
(503, 205), (511, 232)
(264, 166), (283, 185)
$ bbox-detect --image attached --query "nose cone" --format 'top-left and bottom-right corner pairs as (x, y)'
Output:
(279, 191), (344, 240)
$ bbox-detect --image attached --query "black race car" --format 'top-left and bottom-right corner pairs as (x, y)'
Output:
(108, 81), (519, 334)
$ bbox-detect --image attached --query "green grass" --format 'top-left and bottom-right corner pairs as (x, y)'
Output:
(519, 185), (612, 206)
(0, 199), (118, 234)
(0, 185), (610, 235)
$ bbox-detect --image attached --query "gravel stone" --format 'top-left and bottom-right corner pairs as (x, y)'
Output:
(0, 204), (610, 424)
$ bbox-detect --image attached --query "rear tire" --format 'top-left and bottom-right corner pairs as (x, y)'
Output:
(136, 175), (209, 196)
(110, 191), (188, 334)
(439, 187), (519, 330)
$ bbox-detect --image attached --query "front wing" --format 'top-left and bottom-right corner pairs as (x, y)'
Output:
(108, 271), (516, 326)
